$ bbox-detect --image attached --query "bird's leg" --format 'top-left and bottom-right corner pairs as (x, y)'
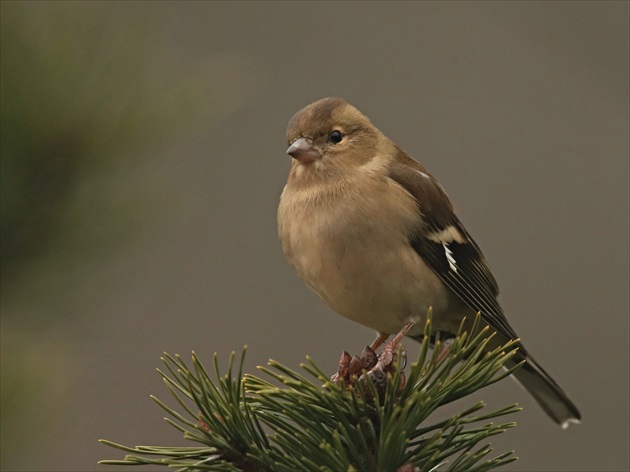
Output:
(373, 321), (416, 371)
(436, 336), (454, 362)
(369, 332), (389, 351)
(387, 321), (416, 348)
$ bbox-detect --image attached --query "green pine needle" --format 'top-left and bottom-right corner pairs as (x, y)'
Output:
(100, 314), (521, 471)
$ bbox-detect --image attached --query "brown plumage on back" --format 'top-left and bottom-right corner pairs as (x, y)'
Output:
(278, 97), (581, 427)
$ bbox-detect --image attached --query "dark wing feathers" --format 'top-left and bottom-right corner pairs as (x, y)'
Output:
(387, 147), (520, 342)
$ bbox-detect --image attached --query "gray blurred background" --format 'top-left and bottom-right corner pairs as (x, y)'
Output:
(1, 2), (628, 471)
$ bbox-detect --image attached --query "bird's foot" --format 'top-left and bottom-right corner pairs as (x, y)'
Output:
(369, 332), (389, 351)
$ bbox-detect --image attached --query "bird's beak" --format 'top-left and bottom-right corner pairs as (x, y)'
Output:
(286, 137), (321, 164)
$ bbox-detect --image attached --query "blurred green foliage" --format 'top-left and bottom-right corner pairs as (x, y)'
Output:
(0, 2), (252, 300)
(0, 3), (254, 468)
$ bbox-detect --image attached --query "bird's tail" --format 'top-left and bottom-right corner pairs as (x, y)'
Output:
(510, 352), (581, 428)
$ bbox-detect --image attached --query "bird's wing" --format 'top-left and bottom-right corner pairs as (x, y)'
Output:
(386, 148), (519, 341)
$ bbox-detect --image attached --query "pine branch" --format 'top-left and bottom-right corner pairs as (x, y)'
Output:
(100, 314), (522, 471)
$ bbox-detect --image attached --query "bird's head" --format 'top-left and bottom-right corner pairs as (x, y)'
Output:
(285, 98), (383, 176)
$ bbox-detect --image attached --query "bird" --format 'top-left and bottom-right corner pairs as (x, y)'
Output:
(277, 97), (581, 428)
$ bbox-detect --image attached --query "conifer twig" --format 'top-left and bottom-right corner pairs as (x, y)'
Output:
(100, 313), (521, 471)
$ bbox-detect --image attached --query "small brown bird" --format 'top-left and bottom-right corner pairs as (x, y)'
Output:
(277, 97), (581, 427)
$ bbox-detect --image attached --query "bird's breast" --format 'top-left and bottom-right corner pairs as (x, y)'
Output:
(278, 175), (450, 335)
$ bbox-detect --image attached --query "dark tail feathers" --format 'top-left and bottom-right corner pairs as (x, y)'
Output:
(511, 353), (581, 428)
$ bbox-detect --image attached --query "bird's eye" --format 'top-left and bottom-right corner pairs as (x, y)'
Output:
(329, 130), (344, 144)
